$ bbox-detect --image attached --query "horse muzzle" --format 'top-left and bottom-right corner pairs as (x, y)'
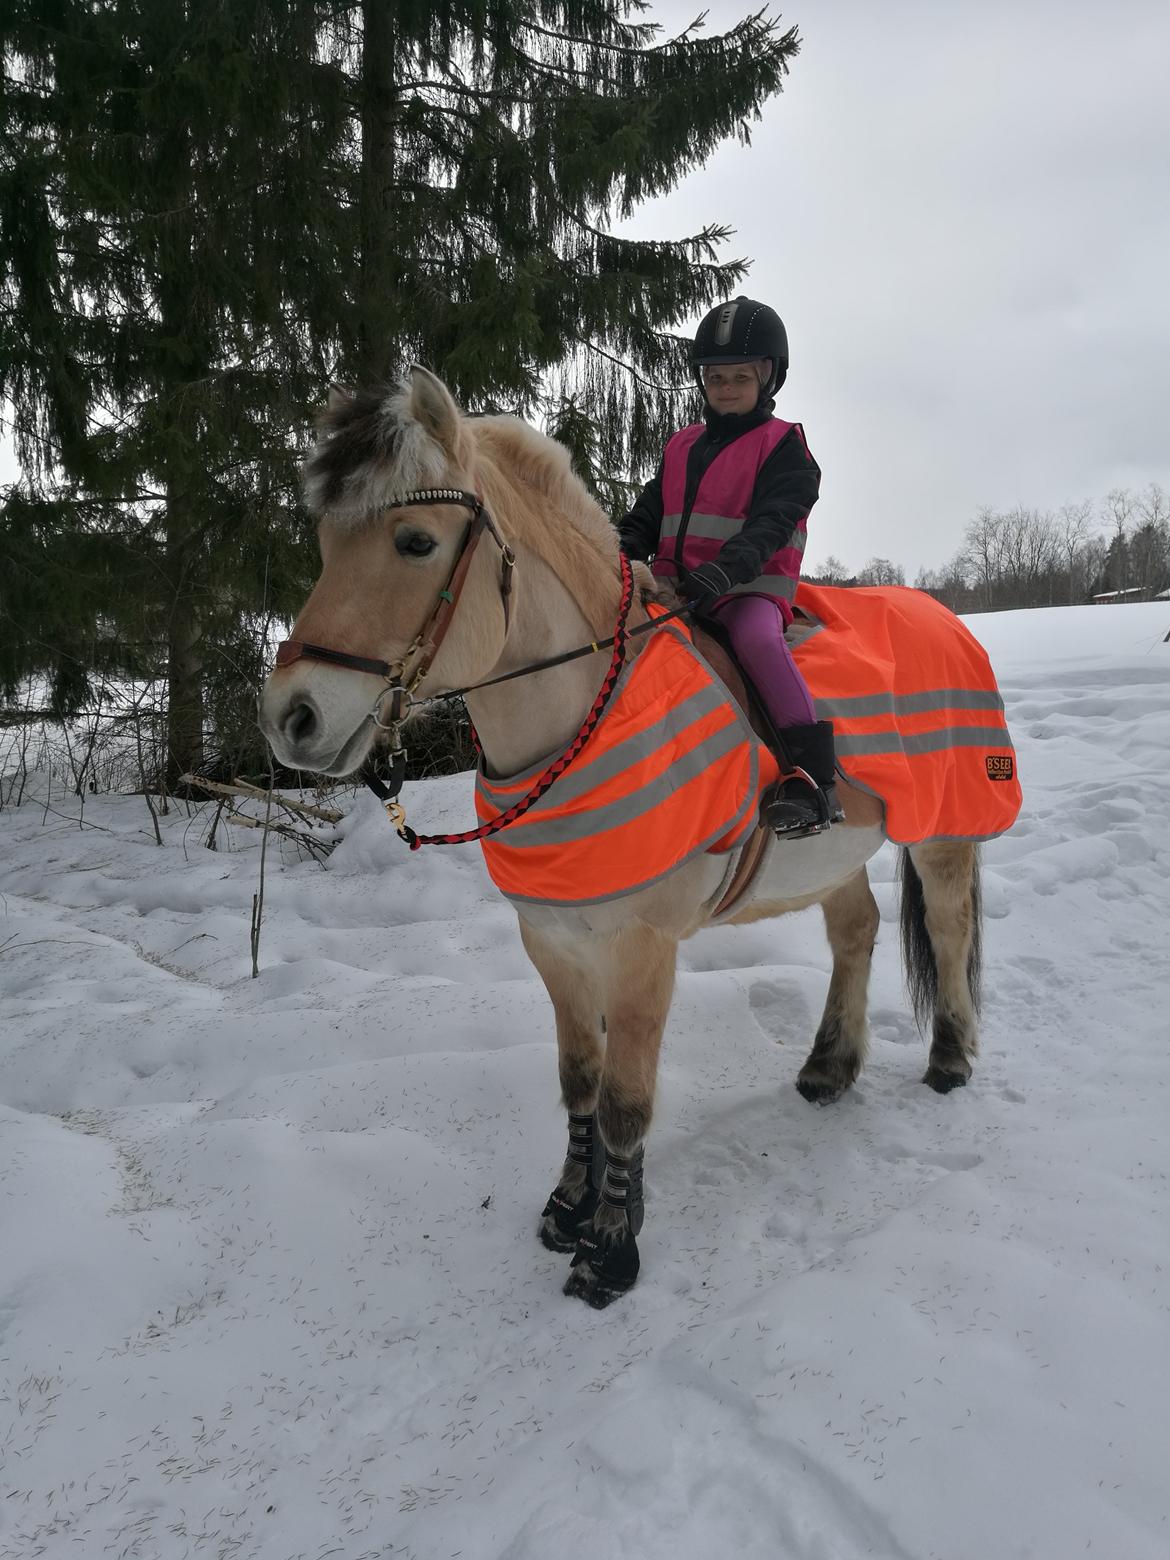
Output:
(260, 673), (375, 776)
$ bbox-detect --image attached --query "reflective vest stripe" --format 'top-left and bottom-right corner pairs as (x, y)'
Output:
(818, 688), (1007, 720)
(477, 679), (729, 814)
(835, 723), (1013, 759)
(477, 713), (747, 850)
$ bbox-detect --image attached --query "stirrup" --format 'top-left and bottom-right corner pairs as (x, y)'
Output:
(763, 769), (836, 840)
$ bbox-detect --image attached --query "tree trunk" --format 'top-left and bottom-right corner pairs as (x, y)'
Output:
(164, 489), (205, 787)
(358, 0), (399, 382)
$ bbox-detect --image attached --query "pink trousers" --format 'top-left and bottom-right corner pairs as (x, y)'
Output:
(712, 594), (817, 729)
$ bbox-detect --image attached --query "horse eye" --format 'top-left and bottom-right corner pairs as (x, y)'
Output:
(395, 528), (437, 559)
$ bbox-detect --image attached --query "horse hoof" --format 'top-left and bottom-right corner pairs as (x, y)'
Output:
(564, 1260), (636, 1310)
(923, 1065), (968, 1093)
(539, 1217), (578, 1253)
(539, 1183), (599, 1253)
(795, 1076), (844, 1106)
(563, 1228), (639, 1306)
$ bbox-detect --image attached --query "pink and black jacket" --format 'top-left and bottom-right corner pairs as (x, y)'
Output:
(618, 408), (821, 626)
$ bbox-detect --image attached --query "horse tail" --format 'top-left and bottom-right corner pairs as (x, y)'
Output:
(898, 844), (983, 1028)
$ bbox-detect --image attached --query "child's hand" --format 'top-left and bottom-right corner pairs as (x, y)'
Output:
(681, 562), (734, 616)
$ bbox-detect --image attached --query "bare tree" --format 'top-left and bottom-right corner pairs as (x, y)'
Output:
(811, 554), (851, 584)
(996, 508), (1061, 607)
(1056, 500), (1095, 604)
(1101, 488), (1136, 592)
(959, 507), (1004, 611)
(1135, 481), (1168, 528)
(856, 557), (905, 587)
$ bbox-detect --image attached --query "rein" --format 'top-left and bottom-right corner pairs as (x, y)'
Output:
(273, 488), (687, 849)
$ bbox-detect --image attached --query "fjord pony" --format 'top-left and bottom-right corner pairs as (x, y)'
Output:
(261, 369), (985, 1306)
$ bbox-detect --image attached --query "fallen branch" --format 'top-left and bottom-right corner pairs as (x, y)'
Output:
(224, 809), (333, 859)
(178, 773), (344, 823)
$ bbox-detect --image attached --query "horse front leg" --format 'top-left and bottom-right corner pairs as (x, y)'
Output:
(519, 920), (607, 1253)
(797, 868), (880, 1104)
(563, 922), (678, 1309)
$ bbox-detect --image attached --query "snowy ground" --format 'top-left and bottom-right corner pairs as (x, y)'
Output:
(1, 603), (1168, 1560)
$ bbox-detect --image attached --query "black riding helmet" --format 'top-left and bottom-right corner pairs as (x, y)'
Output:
(691, 296), (789, 402)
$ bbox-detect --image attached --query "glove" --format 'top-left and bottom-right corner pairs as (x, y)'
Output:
(680, 561), (734, 617)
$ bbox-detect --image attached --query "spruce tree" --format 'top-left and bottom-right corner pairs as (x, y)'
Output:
(2, 0), (351, 781)
(3, 1), (801, 783)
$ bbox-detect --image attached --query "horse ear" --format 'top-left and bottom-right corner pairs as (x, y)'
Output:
(326, 383), (352, 413)
(407, 364), (462, 452)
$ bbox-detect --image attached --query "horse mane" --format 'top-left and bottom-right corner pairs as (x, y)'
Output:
(471, 415), (621, 634)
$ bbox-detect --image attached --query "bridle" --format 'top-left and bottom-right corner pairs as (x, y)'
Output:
(273, 486), (688, 848)
(276, 487), (515, 703)
(275, 488), (516, 811)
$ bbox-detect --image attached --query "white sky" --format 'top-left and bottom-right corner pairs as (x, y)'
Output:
(625, 0), (1170, 574)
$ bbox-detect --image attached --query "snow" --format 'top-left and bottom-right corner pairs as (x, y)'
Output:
(1, 602), (1168, 1560)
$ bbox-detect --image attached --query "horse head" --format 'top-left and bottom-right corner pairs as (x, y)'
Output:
(260, 367), (512, 776)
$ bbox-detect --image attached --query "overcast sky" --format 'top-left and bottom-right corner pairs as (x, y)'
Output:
(625, 0), (1170, 575)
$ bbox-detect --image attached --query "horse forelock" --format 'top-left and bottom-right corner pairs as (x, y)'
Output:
(302, 385), (450, 522)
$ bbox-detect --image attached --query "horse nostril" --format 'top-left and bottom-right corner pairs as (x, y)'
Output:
(283, 699), (318, 747)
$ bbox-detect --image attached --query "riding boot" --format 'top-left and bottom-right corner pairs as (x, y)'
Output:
(763, 720), (842, 839)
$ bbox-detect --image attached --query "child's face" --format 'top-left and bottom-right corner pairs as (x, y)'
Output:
(702, 363), (762, 416)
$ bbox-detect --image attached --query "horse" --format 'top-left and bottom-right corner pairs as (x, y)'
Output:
(261, 366), (997, 1308)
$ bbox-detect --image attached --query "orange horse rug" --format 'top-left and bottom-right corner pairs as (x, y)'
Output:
(792, 582), (1022, 844)
(474, 587), (1022, 908)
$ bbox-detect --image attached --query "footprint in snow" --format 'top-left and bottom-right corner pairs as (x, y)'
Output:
(747, 979), (808, 1042)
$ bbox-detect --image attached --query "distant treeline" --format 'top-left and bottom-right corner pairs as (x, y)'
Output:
(809, 484), (1170, 611)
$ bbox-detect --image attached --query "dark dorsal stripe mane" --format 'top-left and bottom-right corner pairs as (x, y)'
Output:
(304, 387), (419, 514)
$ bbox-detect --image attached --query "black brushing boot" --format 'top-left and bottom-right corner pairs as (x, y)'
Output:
(541, 1112), (606, 1252)
(763, 720), (843, 839)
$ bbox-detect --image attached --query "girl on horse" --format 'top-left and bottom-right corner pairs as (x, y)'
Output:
(618, 295), (839, 836)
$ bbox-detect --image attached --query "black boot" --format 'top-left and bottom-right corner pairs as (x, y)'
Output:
(763, 721), (842, 840)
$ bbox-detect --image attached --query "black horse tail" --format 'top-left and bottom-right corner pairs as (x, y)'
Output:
(898, 845), (983, 1029)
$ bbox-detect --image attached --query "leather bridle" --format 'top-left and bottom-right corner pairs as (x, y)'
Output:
(275, 487), (514, 696)
(274, 487), (515, 814)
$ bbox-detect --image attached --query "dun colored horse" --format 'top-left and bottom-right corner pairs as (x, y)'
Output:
(261, 368), (994, 1307)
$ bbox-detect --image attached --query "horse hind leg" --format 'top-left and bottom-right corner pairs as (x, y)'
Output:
(563, 921), (677, 1309)
(519, 921), (606, 1253)
(797, 868), (880, 1104)
(900, 841), (983, 1092)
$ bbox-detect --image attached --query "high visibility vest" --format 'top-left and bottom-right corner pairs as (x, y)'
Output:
(654, 419), (808, 619)
(476, 613), (779, 908)
(792, 583), (1023, 844)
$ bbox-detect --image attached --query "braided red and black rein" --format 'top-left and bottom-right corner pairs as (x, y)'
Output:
(400, 550), (638, 850)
